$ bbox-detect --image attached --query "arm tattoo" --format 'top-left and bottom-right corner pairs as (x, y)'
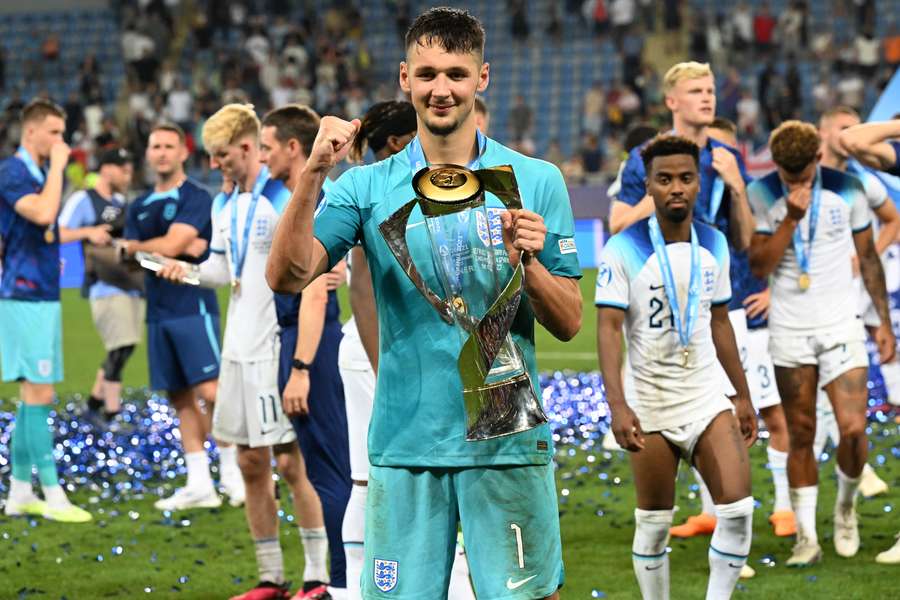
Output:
(859, 239), (891, 325)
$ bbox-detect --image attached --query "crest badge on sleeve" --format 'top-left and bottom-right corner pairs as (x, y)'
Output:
(374, 558), (398, 592)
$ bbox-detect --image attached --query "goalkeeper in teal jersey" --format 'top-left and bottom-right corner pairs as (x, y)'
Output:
(266, 8), (582, 598)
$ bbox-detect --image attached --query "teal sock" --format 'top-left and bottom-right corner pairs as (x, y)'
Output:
(23, 405), (58, 487)
(10, 404), (32, 482)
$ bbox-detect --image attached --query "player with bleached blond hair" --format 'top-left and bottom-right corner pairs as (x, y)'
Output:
(159, 103), (332, 600)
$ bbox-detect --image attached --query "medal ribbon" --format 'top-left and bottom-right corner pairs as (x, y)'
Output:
(786, 167), (822, 280)
(648, 214), (701, 354)
(16, 146), (46, 185)
(229, 165), (269, 282)
(707, 176), (725, 224)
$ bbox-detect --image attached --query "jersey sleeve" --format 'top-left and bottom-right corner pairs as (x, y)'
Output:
(594, 238), (629, 309)
(57, 192), (93, 228)
(173, 187), (213, 232)
(0, 160), (37, 209)
(534, 164), (581, 279)
(616, 148), (647, 206)
(887, 141), (900, 177)
(849, 180), (872, 232)
(747, 181), (773, 234)
(712, 233), (732, 306)
(313, 169), (363, 270)
(863, 171), (888, 210)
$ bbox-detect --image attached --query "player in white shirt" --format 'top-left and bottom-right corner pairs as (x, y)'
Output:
(748, 121), (896, 567)
(161, 104), (330, 600)
(597, 136), (757, 600)
(814, 106), (896, 498)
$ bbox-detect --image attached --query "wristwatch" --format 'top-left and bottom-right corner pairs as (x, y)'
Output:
(291, 358), (311, 372)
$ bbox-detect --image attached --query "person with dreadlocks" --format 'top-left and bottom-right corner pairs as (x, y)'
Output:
(339, 100), (475, 599)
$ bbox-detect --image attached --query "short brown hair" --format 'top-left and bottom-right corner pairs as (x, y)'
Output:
(21, 98), (65, 125)
(709, 117), (737, 135)
(261, 104), (320, 157)
(150, 121), (187, 145)
(769, 120), (820, 174)
(405, 7), (485, 58)
(819, 105), (859, 127)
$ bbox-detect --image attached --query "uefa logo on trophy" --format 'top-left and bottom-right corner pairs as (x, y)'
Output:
(379, 163), (547, 441)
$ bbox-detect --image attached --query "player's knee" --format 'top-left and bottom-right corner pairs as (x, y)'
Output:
(837, 413), (867, 441)
(274, 449), (301, 484)
(786, 416), (816, 447)
(237, 448), (270, 480)
(194, 380), (217, 404)
(633, 508), (674, 556)
(102, 345), (135, 382)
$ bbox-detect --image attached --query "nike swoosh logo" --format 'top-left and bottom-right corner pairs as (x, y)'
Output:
(649, 284), (665, 291)
(260, 428), (276, 436)
(728, 562), (744, 569)
(406, 221), (424, 230)
(506, 575), (537, 590)
(645, 564), (663, 571)
(138, 212), (149, 220)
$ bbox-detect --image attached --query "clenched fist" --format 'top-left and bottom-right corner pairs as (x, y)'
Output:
(307, 116), (362, 173)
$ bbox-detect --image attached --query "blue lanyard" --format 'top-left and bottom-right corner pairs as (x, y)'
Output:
(229, 166), (269, 281)
(16, 146), (46, 185)
(785, 167), (822, 276)
(648, 214), (701, 351)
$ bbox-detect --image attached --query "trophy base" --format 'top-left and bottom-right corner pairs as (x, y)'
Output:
(463, 372), (548, 441)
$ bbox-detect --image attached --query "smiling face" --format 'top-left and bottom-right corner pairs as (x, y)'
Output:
(646, 154), (700, 223)
(665, 74), (716, 129)
(399, 40), (489, 138)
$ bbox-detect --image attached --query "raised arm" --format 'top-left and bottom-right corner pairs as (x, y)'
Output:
(873, 198), (900, 256)
(712, 147), (754, 251)
(839, 120), (900, 173)
(266, 116), (360, 294)
(608, 196), (654, 234)
(13, 143), (69, 226)
(501, 209), (582, 341)
(749, 184), (811, 278)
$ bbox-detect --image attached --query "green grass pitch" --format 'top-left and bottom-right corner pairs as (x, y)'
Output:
(1, 270), (899, 598)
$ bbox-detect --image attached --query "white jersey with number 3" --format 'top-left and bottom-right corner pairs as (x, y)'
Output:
(595, 218), (732, 432)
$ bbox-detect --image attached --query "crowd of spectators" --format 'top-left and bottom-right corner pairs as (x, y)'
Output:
(0, 0), (898, 191)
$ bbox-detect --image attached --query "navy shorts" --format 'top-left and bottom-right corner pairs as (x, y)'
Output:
(279, 321), (352, 588)
(148, 314), (221, 392)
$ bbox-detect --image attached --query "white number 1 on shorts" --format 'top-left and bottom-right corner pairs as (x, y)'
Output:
(510, 523), (525, 569)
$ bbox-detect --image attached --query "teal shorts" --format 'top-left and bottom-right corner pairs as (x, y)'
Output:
(363, 463), (563, 599)
(0, 299), (63, 384)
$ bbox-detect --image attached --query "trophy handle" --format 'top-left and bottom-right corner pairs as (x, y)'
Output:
(378, 198), (455, 324)
(475, 165), (523, 210)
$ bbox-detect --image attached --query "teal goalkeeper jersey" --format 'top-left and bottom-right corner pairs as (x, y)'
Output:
(314, 134), (581, 467)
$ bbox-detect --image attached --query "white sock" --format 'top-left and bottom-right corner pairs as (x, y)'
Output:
(835, 465), (860, 511)
(9, 478), (35, 504)
(449, 540), (476, 600)
(185, 451), (213, 491)
(707, 497), (753, 600)
(300, 526), (330, 584)
(633, 508), (673, 600)
(693, 467), (715, 515)
(790, 486), (818, 544)
(218, 445), (239, 479)
(42, 484), (69, 509)
(342, 484), (367, 599)
(766, 447), (791, 512)
(255, 537), (285, 584)
(327, 587), (347, 600)
(879, 360), (900, 405)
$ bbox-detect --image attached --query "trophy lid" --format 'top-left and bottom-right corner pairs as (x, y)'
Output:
(413, 164), (483, 207)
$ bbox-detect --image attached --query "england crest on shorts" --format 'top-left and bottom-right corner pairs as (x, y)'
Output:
(374, 558), (398, 592)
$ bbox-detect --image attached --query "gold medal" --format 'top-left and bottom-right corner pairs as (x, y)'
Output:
(682, 348), (689, 368)
(231, 278), (241, 294)
(798, 273), (810, 291)
(44, 228), (55, 244)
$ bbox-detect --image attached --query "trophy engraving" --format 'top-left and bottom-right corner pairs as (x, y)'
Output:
(378, 163), (548, 441)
